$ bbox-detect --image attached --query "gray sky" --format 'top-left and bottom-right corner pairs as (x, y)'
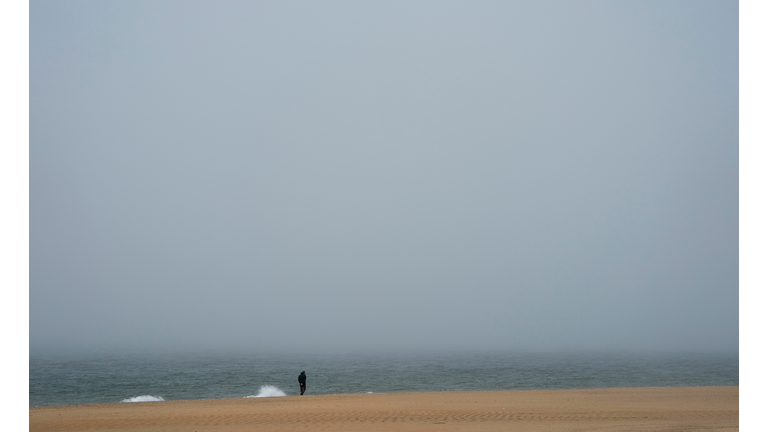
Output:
(30, 0), (738, 355)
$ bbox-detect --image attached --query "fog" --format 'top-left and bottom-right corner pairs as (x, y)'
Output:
(30, 0), (738, 356)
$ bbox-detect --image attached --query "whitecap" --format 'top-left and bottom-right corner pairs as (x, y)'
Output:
(121, 395), (164, 403)
(246, 385), (286, 398)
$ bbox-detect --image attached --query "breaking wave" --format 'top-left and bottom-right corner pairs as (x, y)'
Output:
(246, 385), (286, 398)
(121, 395), (165, 402)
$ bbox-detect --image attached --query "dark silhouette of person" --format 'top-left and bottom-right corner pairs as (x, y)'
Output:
(298, 371), (306, 395)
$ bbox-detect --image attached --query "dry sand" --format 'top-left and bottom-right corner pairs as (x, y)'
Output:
(30, 386), (738, 432)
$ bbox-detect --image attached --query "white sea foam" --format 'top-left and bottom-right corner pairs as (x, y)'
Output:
(121, 395), (165, 403)
(246, 385), (287, 398)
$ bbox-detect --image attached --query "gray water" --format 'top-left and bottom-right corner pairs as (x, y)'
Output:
(29, 351), (738, 407)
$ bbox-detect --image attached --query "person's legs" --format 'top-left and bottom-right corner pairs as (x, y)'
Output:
(300, 383), (306, 395)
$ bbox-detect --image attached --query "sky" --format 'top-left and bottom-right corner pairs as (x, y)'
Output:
(29, 0), (738, 355)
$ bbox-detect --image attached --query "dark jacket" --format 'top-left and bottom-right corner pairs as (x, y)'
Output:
(298, 373), (306, 384)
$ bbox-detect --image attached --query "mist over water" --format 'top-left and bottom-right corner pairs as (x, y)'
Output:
(26, 0), (741, 419)
(30, 0), (738, 357)
(30, 351), (738, 407)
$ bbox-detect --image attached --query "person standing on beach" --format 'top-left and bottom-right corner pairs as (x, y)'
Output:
(298, 371), (306, 395)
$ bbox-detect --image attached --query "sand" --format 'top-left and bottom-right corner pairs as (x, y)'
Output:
(30, 386), (738, 432)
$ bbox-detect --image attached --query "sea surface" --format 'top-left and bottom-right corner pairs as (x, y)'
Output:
(29, 351), (738, 407)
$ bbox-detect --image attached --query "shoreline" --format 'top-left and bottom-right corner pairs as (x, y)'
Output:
(30, 386), (738, 431)
(29, 384), (735, 409)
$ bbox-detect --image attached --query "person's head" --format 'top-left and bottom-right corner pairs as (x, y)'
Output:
(302, 371), (305, 374)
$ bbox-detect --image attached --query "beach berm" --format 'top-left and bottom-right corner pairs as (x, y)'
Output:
(30, 386), (738, 432)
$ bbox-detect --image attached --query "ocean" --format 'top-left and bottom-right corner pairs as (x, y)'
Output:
(29, 351), (738, 407)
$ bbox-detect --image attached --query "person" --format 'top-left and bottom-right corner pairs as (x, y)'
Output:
(298, 371), (306, 395)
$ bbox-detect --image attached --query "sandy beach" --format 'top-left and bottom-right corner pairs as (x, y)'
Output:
(30, 386), (737, 432)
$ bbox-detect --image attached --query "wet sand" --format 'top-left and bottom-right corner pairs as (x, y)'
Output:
(29, 386), (738, 432)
